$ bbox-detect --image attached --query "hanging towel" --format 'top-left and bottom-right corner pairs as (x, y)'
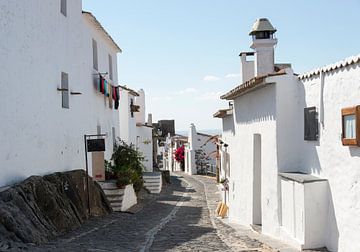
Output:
(98, 75), (101, 91)
(115, 86), (120, 110)
(113, 86), (116, 100)
(109, 86), (113, 108)
(100, 76), (105, 94)
(104, 80), (108, 96)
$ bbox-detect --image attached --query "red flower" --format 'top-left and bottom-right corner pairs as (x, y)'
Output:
(174, 145), (185, 163)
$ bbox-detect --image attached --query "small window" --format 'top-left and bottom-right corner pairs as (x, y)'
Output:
(341, 106), (360, 146)
(60, 0), (67, 17)
(108, 54), (113, 80)
(130, 98), (134, 118)
(61, 72), (69, 109)
(92, 39), (98, 70)
(112, 127), (116, 150)
(304, 107), (318, 141)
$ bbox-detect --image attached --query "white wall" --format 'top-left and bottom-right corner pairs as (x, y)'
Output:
(300, 62), (360, 252)
(0, 1), (120, 186)
(228, 83), (278, 232)
(241, 54), (255, 83)
(136, 125), (153, 172)
(135, 89), (146, 124)
(119, 90), (136, 146)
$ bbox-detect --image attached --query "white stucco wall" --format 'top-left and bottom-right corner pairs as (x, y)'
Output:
(135, 89), (146, 125)
(136, 125), (153, 172)
(228, 83), (278, 232)
(0, 1), (120, 186)
(119, 90), (136, 146)
(241, 54), (255, 83)
(300, 62), (360, 252)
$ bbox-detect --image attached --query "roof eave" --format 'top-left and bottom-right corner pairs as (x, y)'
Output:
(82, 11), (122, 53)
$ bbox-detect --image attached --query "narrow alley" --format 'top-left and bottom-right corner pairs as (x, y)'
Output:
(32, 174), (273, 252)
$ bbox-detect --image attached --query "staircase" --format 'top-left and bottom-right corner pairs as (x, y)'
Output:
(98, 181), (124, 212)
(143, 172), (162, 194)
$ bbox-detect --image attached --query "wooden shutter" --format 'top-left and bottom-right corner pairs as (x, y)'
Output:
(304, 107), (318, 141)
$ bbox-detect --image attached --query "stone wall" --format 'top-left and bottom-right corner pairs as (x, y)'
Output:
(0, 170), (111, 245)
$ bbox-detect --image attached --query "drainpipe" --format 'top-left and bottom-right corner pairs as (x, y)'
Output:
(216, 145), (220, 183)
(319, 70), (325, 128)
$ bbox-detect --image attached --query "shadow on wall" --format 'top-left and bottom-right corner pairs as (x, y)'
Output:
(235, 85), (277, 125)
(278, 77), (339, 250)
(327, 184), (339, 251)
(223, 115), (235, 136)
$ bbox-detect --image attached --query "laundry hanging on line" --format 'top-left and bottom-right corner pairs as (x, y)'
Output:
(97, 74), (120, 110)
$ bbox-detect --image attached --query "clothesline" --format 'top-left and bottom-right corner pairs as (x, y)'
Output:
(96, 74), (121, 110)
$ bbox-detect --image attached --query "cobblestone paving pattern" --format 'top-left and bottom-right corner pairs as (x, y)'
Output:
(28, 174), (278, 252)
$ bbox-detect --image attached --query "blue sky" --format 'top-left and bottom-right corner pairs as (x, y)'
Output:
(83, 0), (360, 131)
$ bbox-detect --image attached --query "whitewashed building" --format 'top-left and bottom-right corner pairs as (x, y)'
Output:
(163, 134), (188, 172)
(118, 85), (139, 146)
(0, 1), (121, 186)
(135, 89), (154, 172)
(118, 87), (154, 172)
(216, 18), (360, 251)
(184, 124), (217, 175)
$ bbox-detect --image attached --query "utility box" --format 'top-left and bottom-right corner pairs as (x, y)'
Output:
(279, 172), (328, 250)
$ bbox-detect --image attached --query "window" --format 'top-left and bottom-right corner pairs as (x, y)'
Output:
(92, 39), (98, 70)
(108, 54), (113, 80)
(341, 106), (360, 146)
(304, 107), (318, 141)
(130, 98), (134, 118)
(112, 127), (116, 150)
(61, 72), (69, 109)
(60, 0), (67, 17)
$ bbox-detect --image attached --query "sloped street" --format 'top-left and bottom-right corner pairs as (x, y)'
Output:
(31, 174), (274, 252)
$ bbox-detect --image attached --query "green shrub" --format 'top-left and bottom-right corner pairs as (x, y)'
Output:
(109, 139), (145, 192)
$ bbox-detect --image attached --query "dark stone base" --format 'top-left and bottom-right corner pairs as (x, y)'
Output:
(0, 169), (111, 245)
(161, 170), (171, 184)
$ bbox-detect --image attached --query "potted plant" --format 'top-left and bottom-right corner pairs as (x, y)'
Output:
(107, 139), (145, 192)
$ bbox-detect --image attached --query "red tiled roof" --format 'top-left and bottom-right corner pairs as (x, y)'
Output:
(220, 70), (286, 100)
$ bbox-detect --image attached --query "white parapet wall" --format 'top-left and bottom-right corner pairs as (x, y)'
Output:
(121, 184), (137, 212)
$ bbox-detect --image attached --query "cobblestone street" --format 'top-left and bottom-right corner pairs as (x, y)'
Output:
(32, 173), (275, 252)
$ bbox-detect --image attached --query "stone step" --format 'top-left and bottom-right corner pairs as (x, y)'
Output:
(143, 177), (161, 181)
(103, 188), (125, 196)
(144, 183), (160, 187)
(110, 202), (122, 208)
(98, 181), (117, 190)
(149, 190), (161, 194)
(144, 181), (160, 185)
(107, 195), (124, 202)
(112, 206), (122, 212)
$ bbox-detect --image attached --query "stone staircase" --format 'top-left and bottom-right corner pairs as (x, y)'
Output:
(143, 172), (162, 194)
(98, 181), (124, 212)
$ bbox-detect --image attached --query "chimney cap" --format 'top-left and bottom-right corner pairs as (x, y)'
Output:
(249, 18), (277, 35)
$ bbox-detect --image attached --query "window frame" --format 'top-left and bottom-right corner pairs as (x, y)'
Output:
(341, 105), (360, 146)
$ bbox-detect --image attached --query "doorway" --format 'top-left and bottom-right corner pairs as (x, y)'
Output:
(253, 134), (262, 227)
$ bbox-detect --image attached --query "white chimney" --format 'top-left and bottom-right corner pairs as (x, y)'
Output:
(240, 52), (255, 83)
(249, 18), (277, 77)
(135, 89), (146, 124)
(147, 113), (153, 126)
